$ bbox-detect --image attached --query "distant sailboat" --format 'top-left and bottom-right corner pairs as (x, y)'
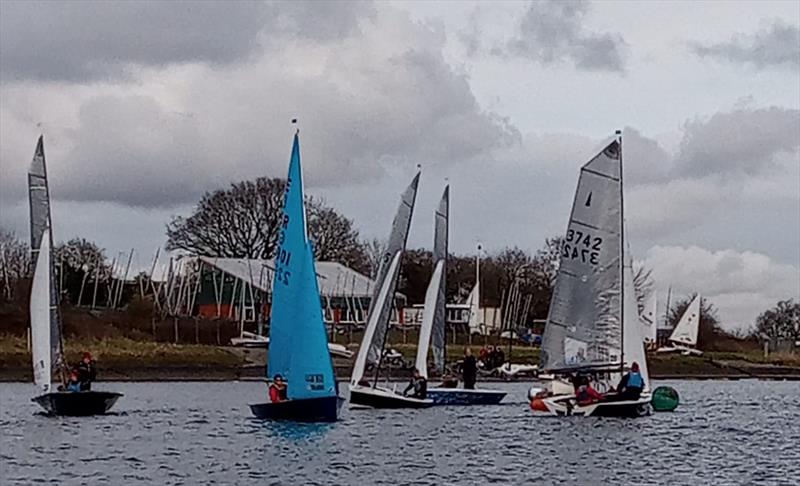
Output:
(349, 173), (432, 408)
(532, 134), (651, 418)
(419, 187), (506, 406)
(28, 136), (122, 415)
(656, 294), (703, 356)
(249, 130), (343, 422)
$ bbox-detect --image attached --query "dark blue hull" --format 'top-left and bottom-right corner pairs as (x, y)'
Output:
(250, 396), (343, 422)
(32, 391), (122, 416)
(426, 388), (507, 406)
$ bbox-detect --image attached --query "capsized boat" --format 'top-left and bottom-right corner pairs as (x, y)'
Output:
(656, 294), (703, 356)
(532, 135), (651, 418)
(420, 187), (506, 406)
(349, 173), (432, 409)
(28, 136), (122, 416)
(249, 130), (343, 422)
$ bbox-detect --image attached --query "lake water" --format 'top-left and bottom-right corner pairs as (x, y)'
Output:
(1, 380), (798, 485)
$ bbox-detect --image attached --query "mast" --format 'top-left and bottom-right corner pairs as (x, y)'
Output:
(617, 129), (624, 373)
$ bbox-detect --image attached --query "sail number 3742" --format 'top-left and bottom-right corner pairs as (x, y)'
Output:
(562, 229), (602, 265)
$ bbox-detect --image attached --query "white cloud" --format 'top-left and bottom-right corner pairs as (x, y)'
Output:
(641, 245), (799, 330)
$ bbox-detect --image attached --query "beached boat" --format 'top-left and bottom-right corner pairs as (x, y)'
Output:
(656, 294), (703, 356)
(349, 173), (432, 409)
(532, 134), (651, 418)
(28, 136), (122, 416)
(249, 130), (343, 422)
(230, 331), (354, 358)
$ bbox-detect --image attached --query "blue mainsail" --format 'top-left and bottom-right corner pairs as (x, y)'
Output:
(267, 133), (336, 400)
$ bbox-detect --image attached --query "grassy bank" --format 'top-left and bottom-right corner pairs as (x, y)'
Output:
(2, 335), (799, 381)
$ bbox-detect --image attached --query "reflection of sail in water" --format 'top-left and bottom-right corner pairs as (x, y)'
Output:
(541, 140), (623, 373)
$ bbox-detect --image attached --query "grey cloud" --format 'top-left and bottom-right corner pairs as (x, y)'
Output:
(674, 106), (800, 178)
(690, 21), (800, 69)
(0, 0), (368, 83)
(10, 7), (517, 209)
(502, 0), (628, 73)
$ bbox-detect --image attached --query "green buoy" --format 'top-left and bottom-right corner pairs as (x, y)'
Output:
(651, 386), (680, 411)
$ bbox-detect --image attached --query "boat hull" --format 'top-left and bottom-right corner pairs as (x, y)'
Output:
(349, 385), (433, 409)
(532, 393), (652, 418)
(250, 396), (344, 422)
(426, 388), (507, 406)
(32, 391), (122, 416)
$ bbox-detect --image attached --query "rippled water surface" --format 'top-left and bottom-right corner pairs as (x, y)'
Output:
(1, 380), (798, 485)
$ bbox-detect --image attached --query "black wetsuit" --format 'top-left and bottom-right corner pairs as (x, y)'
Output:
(404, 376), (427, 399)
(77, 360), (96, 391)
(462, 355), (477, 389)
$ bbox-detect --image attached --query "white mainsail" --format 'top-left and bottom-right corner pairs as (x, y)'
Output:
(466, 283), (482, 335)
(640, 292), (658, 344)
(31, 229), (52, 392)
(669, 294), (701, 347)
(623, 254), (649, 389)
(28, 136), (63, 390)
(350, 252), (402, 386)
(364, 172), (420, 365)
(541, 139), (623, 372)
(415, 186), (449, 378)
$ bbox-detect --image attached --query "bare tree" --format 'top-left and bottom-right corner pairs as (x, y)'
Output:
(363, 238), (385, 279)
(0, 228), (30, 301)
(166, 177), (368, 270)
(54, 238), (111, 305)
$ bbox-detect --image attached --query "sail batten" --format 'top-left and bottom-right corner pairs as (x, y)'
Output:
(540, 140), (624, 372)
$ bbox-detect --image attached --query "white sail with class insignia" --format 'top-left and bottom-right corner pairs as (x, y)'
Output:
(541, 140), (623, 372)
(364, 173), (420, 366)
(669, 294), (700, 347)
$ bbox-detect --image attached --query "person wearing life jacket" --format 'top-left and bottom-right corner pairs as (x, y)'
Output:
(76, 352), (97, 391)
(66, 371), (81, 393)
(269, 374), (288, 403)
(574, 375), (604, 406)
(617, 362), (645, 400)
(403, 368), (427, 399)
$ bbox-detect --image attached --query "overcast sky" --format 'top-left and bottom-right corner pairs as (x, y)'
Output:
(1, 0), (798, 331)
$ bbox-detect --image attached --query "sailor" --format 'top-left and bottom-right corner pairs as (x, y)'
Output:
(76, 352), (97, 391)
(617, 362), (645, 400)
(403, 368), (427, 399)
(269, 374), (288, 403)
(574, 374), (604, 406)
(66, 371), (81, 392)
(462, 347), (477, 389)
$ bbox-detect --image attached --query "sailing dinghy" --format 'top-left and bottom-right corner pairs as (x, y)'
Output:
(656, 294), (703, 356)
(419, 187), (506, 406)
(249, 131), (343, 422)
(532, 134), (651, 418)
(28, 136), (122, 416)
(349, 173), (432, 409)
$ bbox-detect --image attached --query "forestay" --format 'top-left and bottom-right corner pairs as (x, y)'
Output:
(669, 294), (701, 347)
(268, 133), (336, 400)
(415, 186), (448, 377)
(541, 140), (623, 372)
(364, 173), (420, 365)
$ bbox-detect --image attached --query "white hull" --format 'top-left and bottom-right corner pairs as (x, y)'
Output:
(348, 384), (433, 408)
(655, 344), (703, 356)
(231, 333), (353, 358)
(497, 363), (538, 378)
(532, 393), (652, 417)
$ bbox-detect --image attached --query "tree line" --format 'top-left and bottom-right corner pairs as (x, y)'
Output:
(2, 174), (797, 344)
